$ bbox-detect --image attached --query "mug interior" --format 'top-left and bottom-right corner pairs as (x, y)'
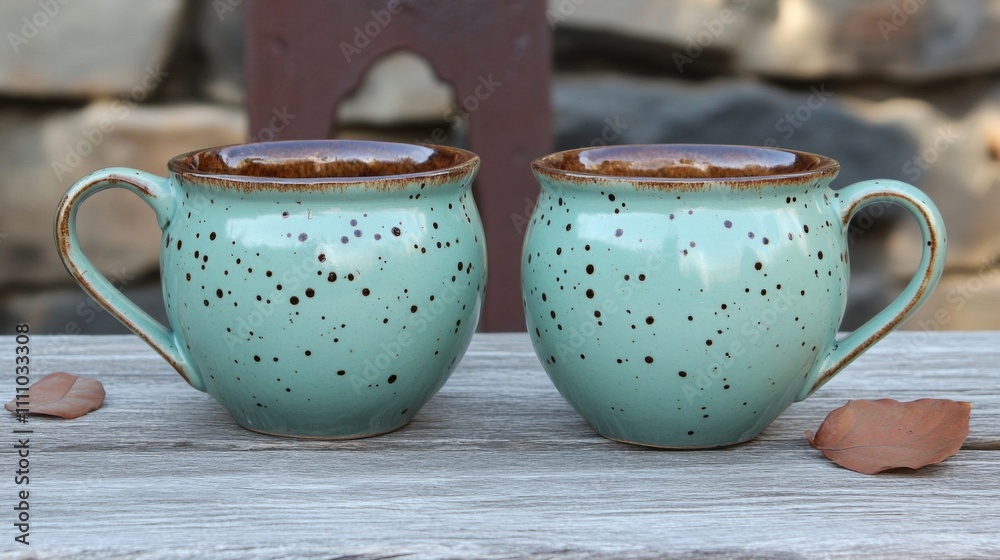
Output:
(533, 144), (839, 182)
(168, 140), (477, 181)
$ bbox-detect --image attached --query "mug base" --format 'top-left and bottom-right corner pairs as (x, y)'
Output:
(598, 429), (760, 450)
(233, 418), (413, 440)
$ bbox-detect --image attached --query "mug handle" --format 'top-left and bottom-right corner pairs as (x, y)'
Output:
(797, 179), (946, 401)
(54, 168), (204, 391)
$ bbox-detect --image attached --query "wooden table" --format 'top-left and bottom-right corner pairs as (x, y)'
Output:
(2, 332), (998, 559)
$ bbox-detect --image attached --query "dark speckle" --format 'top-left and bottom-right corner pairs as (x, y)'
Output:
(392, 227), (401, 236)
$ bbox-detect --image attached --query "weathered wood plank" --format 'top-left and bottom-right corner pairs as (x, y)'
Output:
(0, 333), (998, 559)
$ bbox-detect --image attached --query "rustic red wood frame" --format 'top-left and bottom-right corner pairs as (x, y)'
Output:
(244, 0), (553, 331)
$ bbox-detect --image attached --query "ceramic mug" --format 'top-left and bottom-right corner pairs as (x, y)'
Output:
(522, 144), (946, 448)
(56, 140), (486, 438)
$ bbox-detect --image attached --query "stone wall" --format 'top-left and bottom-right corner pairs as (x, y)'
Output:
(0, 0), (998, 334)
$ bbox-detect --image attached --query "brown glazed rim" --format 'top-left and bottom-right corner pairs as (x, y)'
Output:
(167, 140), (479, 191)
(531, 144), (840, 188)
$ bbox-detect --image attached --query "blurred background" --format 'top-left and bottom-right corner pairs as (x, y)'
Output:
(1, 0), (998, 334)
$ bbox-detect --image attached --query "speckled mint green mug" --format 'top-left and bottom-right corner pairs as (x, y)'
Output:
(56, 140), (485, 438)
(522, 144), (946, 448)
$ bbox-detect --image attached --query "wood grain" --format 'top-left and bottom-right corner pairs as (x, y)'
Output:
(1, 332), (998, 559)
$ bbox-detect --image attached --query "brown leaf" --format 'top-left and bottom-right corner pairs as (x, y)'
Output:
(805, 398), (971, 474)
(4, 372), (105, 419)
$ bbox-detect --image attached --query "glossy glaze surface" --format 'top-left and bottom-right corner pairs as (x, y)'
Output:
(522, 145), (945, 448)
(57, 141), (486, 438)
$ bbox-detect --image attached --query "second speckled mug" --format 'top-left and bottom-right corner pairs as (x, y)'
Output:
(523, 145), (946, 448)
(56, 140), (485, 438)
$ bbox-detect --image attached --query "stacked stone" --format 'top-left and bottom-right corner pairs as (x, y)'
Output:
(0, 1), (245, 333)
(2, 0), (999, 332)
(546, 0), (1000, 330)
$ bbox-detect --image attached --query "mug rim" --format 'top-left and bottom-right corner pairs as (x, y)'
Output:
(531, 144), (840, 187)
(167, 139), (479, 190)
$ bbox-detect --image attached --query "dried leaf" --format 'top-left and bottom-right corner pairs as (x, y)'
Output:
(805, 398), (971, 475)
(4, 372), (105, 419)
